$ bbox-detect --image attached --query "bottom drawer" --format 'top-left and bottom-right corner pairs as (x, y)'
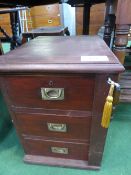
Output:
(23, 137), (89, 161)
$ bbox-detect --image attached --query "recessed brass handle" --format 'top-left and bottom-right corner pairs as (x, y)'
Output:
(41, 88), (64, 100)
(51, 147), (68, 154)
(48, 19), (53, 24)
(47, 123), (67, 132)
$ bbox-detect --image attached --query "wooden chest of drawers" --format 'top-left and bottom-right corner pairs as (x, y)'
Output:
(0, 36), (124, 169)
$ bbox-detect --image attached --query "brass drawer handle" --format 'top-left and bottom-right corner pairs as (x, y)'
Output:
(48, 19), (53, 24)
(41, 88), (64, 100)
(51, 147), (68, 154)
(47, 123), (67, 132)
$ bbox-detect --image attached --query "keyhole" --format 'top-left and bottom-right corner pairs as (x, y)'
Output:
(49, 81), (54, 86)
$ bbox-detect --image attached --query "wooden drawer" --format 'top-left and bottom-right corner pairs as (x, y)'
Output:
(32, 16), (60, 28)
(23, 136), (89, 161)
(0, 14), (10, 22)
(31, 4), (60, 17)
(15, 112), (91, 141)
(5, 75), (95, 111)
(0, 35), (123, 169)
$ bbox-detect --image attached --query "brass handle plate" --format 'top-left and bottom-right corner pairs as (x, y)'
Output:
(41, 88), (64, 100)
(47, 123), (67, 132)
(48, 19), (53, 23)
(51, 147), (68, 154)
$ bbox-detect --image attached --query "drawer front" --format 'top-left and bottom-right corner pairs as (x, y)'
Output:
(23, 137), (89, 161)
(16, 113), (91, 141)
(5, 75), (95, 111)
(32, 17), (61, 27)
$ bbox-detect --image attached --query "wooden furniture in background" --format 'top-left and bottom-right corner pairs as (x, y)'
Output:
(112, 0), (131, 103)
(0, 4), (61, 39)
(0, 10), (12, 37)
(103, 0), (117, 47)
(0, 8), (32, 38)
(0, 36), (124, 169)
(30, 4), (61, 29)
(119, 72), (131, 103)
(22, 26), (70, 44)
(76, 3), (105, 35)
(0, 7), (28, 49)
(22, 26), (70, 42)
(113, 0), (131, 64)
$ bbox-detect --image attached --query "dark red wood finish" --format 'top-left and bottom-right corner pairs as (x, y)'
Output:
(0, 36), (124, 169)
(4, 75), (95, 110)
(15, 113), (91, 141)
(0, 36), (124, 73)
(88, 74), (113, 166)
(23, 136), (89, 160)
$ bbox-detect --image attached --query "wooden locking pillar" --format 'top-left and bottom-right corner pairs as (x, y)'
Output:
(113, 0), (131, 64)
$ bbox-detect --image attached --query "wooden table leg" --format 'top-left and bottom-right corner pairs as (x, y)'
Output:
(10, 11), (22, 50)
(83, 3), (91, 35)
(113, 24), (130, 64)
(103, 0), (117, 47)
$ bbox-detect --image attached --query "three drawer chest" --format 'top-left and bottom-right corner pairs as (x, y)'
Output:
(0, 36), (124, 169)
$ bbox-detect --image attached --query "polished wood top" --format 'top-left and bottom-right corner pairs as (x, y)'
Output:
(0, 36), (124, 74)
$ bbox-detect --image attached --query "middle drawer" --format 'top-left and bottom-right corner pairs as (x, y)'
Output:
(15, 112), (91, 141)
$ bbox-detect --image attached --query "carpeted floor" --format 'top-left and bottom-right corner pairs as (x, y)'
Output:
(0, 103), (131, 175)
(0, 91), (12, 141)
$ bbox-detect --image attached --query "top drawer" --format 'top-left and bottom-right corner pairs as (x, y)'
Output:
(5, 75), (95, 111)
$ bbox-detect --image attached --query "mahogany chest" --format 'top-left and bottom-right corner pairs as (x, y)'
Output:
(0, 36), (124, 169)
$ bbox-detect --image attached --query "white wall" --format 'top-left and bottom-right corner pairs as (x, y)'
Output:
(62, 3), (76, 36)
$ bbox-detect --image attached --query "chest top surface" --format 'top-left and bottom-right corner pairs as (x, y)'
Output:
(0, 36), (124, 74)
